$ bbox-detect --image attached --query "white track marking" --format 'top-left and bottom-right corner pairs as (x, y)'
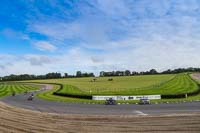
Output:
(133, 110), (148, 116)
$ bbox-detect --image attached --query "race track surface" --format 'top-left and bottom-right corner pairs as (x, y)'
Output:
(1, 84), (200, 116)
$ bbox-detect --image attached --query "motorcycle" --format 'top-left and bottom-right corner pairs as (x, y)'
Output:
(27, 94), (34, 101)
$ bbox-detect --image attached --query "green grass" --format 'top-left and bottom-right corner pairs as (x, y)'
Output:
(0, 83), (40, 97)
(36, 84), (200, 104)
(33, 73), (199, 103)
(127, 73), (199, 95)
(0, 73), (198, 104)
(37, 84), (97, 103)
(24, 74), (175, 95)
(29, 73), (199, 96)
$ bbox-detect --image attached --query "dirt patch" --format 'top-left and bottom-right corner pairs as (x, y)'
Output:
(192, 73), (200, 81)
(0, 102), (200, 133)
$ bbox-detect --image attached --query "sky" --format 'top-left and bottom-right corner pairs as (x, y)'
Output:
(1, 0), (200, 76)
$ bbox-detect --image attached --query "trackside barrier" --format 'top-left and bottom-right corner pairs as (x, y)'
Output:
(92, 95), (161, 100)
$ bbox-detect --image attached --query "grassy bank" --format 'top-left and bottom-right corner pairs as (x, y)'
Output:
(24, 74), (176, 95)
(0, 83), (40, 97)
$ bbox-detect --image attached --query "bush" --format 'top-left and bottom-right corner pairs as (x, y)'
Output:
(108, 78), (113, 81)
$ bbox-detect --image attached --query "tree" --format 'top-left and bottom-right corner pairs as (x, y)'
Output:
(149, 69), (158, 74)
(125, 70), (131, 76)
(162, 69), (171, 74)
(76, 71), (82, 77)
(100, 71), (105, 77)
(46, 72), (61, 79)
(64, 73), (68, 78)
(116, 71), (124, 76)
(88, 73), (95, 77)
(132, 71), (138, 75)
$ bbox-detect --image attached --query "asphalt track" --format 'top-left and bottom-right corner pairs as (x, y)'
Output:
(1, 84), (200, 116)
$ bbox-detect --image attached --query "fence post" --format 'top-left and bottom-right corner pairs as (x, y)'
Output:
(185, 93), (188, 98)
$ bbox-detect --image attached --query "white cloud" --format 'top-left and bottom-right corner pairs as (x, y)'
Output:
(2, 0), (200, 76)
(1, 36), (200, 77)
(30, 18), (109, 47)
(95, 0), (131, 17)
(24, 54), (58, 66)
(31, 22), (80, 41)
(1, 28), (30, 40)
(33, 41), (57, 52)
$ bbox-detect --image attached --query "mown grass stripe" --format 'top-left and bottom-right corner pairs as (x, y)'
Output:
(0, 83), (40, 97)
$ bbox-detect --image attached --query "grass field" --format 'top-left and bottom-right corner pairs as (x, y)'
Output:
(28, 73), (199, 103)
(26, 74), (175, 95)
(129, 73), (199, 95)
(0, 83), (39, 97)
(27, 73), (199, 95)
(0, 73), (198, 103)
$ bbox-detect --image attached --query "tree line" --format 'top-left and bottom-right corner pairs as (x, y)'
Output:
(1, 67), (200, 81)
(100, 67), (200, 77)
(0, 71), (94, 81)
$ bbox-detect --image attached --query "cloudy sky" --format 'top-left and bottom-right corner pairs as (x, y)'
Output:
(0, 0), (200, 76)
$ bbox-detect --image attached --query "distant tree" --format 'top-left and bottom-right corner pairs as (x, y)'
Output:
(88, 73), (95, 77)
(115, 71), (120, 76)
(46, 72), (62, 79)
(149, 69), (158, 74)
(64, 73), (68, 78)
(139, 71), (145, 75)
(37, 75), (46, 79)
(100, 71), (105, 77)
(132, 71), (138, 75)
(46, 72), (61, 79)
(2, 67), (200, 81)
(162, 69), (172, 74)
(115, 71), (124, 76)
(125, 70), (131, 76)
(76, 71), (82, 77)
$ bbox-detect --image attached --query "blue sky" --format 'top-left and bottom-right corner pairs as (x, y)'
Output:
(1, 0), (200, 76)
